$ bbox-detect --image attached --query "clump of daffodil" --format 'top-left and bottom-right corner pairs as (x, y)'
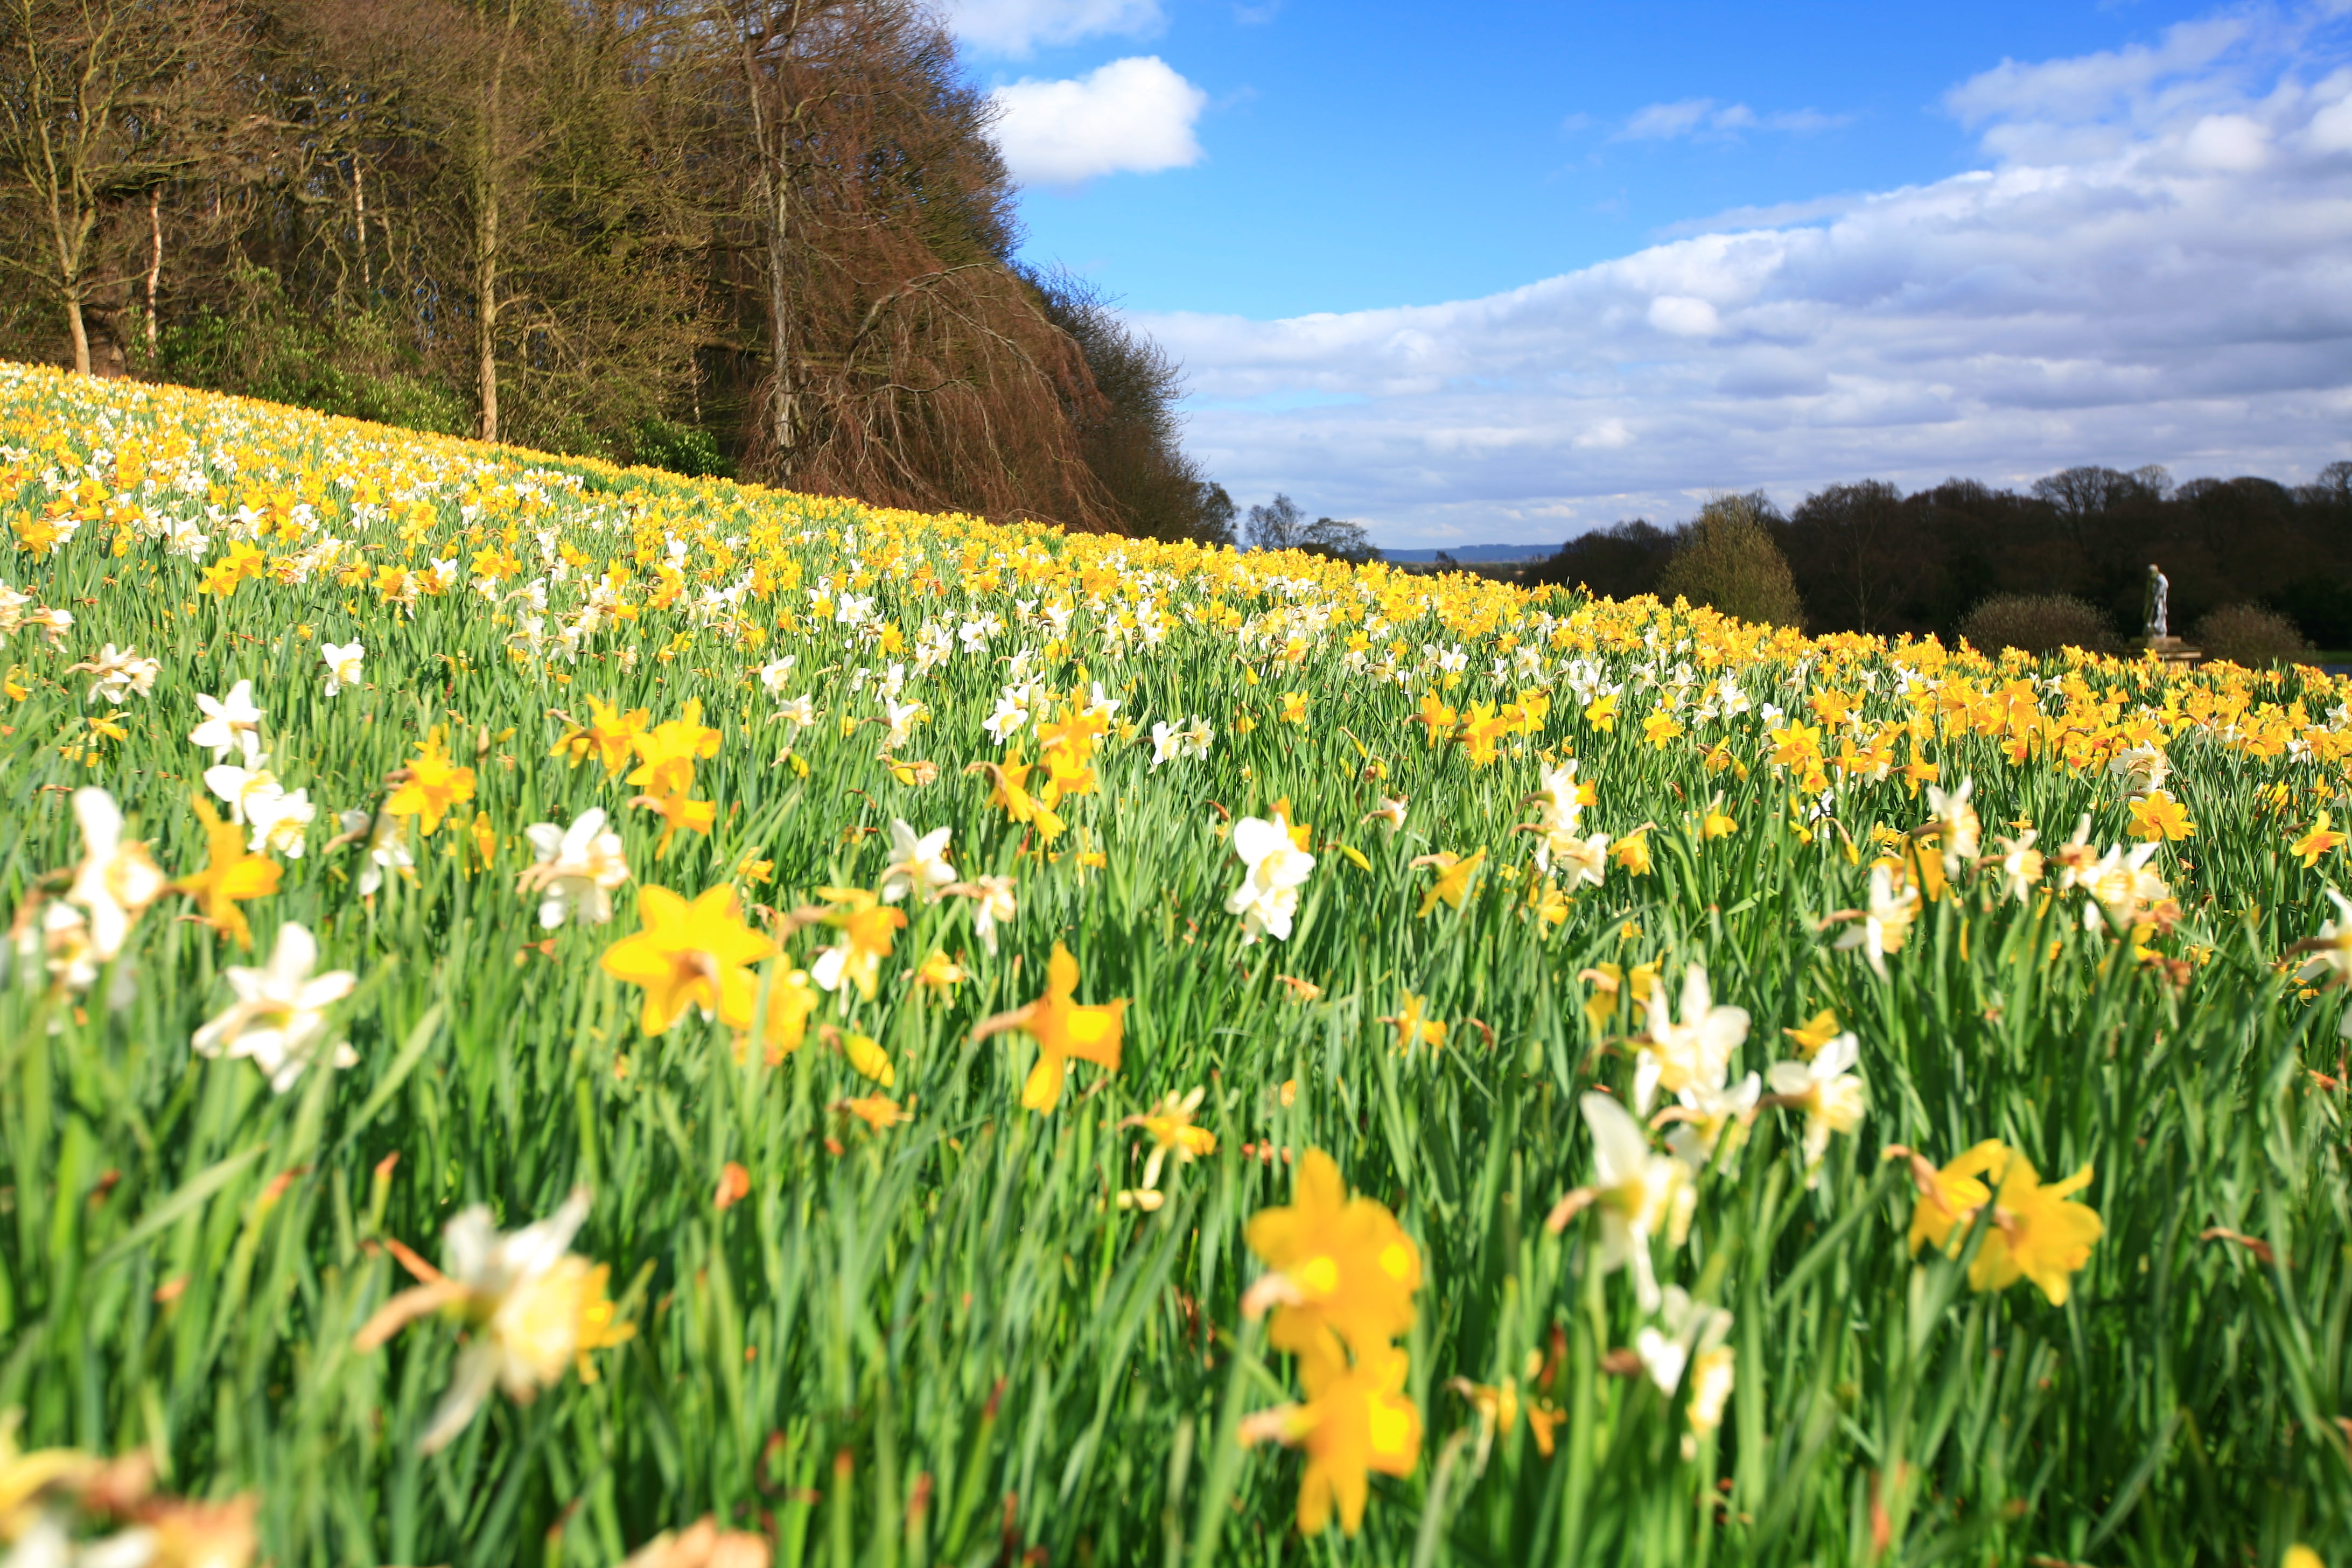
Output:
(626, 701), (722, 856)
(1224, 800), (1315, 943)
(598, 885), (778, 1034)
(354, 1188), (634, 1452)
(1115, 1087), (1216, 1210)
(1887, 1140), (2104, 1305)
(550, 696), (649, 777)
(970, 942), (1126, 1111)
(1238, 1149), (1424, 1537)
(386, 726), (476, 837)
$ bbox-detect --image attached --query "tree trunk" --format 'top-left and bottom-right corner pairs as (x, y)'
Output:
(353, 158), (369, 292)
(64, 295), (89, 375)
(145, 188), (162, 353)
(474, 0), (515, 444)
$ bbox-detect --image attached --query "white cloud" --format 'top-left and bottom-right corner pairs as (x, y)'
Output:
(943, 0), (1161, 57)
(1135, 25), (2352, 547)
(1616, 96), (1851, 141)
(992, 57), (1207, 186)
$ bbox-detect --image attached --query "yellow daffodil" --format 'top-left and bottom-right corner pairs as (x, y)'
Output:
(1241, 1147), (1420, 1359)
(386, 728), (477, 836)
(2291, 811), (2345, 867)
(970, 942), (1126, 1112)
(1383, 991), (1446, 1053)
(174, 799), (282, 949)
(2127, 789), (2195, 843)
(1894, 1141), (2103, 1305)
(598, 885), (778, 1035)
(1413, 848), (1485, 917)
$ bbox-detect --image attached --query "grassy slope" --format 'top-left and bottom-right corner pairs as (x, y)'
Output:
(0, 361), (2347, 1566)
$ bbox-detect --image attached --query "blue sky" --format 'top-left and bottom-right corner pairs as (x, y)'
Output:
(949, 0), (2352, 544)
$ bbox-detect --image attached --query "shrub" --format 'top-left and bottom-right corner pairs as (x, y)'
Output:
(1655, 495), (1805, 628)
(1956, 593), (2116, 655)
(2192, 602), (2314, 666)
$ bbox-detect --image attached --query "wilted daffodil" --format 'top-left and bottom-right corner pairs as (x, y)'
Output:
(1891, 1140), (2104, 1305)
(970, 942), (1125, 1111)
(599, 885), (778, 1034)
(354, 1188), (634, 1453)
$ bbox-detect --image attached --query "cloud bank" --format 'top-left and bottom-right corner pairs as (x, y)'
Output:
(942, 0), (1161, 57)
(992, 56), (1207, 185)
(1136, 13), (2352, 547)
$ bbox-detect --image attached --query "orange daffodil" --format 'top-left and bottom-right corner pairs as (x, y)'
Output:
(1238, 1150), (1424, 1538)
(970, 943), (1125, 1111)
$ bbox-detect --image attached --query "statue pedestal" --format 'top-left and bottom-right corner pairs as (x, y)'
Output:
(2140, 636), (2199, 668)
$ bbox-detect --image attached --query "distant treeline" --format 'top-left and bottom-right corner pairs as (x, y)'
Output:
(0, 0), (1230, 540)
(1529, 464), (2352, 647)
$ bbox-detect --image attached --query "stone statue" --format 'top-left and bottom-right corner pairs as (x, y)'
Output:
(2144, 563), (2169, 641)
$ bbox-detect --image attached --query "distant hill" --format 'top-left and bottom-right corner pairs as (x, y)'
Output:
(1380, 544), (1555, 563)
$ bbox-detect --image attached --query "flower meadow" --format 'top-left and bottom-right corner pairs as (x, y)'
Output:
(0, 359), (2347, 1567)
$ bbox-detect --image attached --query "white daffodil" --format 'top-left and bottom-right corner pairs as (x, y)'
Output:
(2083, 840), (2170, 933)
(881, 696), (924, 751)
(520, 808), (630, 927)
(340, 809), (414, 895)
(1766, 1031), (1866, 1185)
(982, 692), (1029, 744)
(2107, 744), (2168, 798)
(1571, 1091), (1691, 1312)
(1363, 794), (1409, 834)
(1835, 863), (1921, 980)
(774, 694), (817, 732)
(960, 873), (1016, 956)
(1149, 720), (1182, 768)
(191, 921), (358, 1093)
(1177, 716), (1213, 760)
(880, 820), (954, 904)
(757, 654), (797, 694)
(1223, 813), (1315, 944)
(188, 680), (263, 759)
(1633, 963), (1749, 1115)
(66, 642), (160, 705)
(320, 640), (365, 697)
(354, 1188), (631, 1454)
(65, 787), (167, 961)
(1993, 829), (2043, 904)
(204, 734), (279, 826)
(1925, 776), (1979, 878)
(1633, 1286), (1736, 1458)
(246, 786), (316, 859)
(1528, 759), (1585, 831)
(1663, 1070), (1761, 1173)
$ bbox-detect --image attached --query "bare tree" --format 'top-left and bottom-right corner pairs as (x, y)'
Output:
(0, 0), (226, 372)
